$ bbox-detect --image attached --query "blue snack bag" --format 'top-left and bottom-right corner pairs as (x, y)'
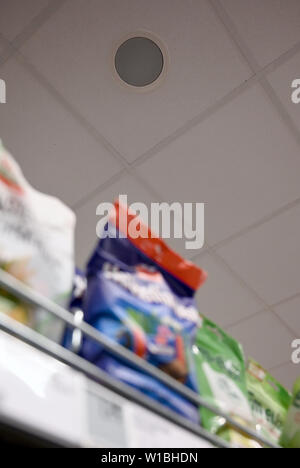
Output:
(81, 201), (207, 422)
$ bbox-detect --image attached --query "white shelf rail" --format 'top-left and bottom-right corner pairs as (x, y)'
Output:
(0, 269), (279, 448)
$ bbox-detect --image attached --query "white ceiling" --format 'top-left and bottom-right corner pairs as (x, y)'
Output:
(0, 0), (300, 390)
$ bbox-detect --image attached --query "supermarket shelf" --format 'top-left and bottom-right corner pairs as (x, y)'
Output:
(0, 412), (70, 448)
(0, 269), (279, 448)
(0, 314), (223, 448)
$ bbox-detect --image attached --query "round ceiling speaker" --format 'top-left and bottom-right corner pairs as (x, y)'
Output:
(114, 34), (167, 90)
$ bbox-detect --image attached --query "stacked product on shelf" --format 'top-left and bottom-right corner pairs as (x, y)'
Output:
(0, 142), (75, 341)
(0, 141), (299, 448)
(246, 360), (292, 446)
(281, 377), (300, 448)
(62, 200), (299, 448)
(193, 318), (260, 448)
(75, 201), (207, 422)
(60, 200), (298, 447)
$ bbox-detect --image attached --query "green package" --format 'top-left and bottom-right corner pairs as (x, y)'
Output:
(193, 318), (258, 447)
(247, 359), (291, 446)
(280, 377), (300, 448)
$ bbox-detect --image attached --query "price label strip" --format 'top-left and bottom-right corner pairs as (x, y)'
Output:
(0, 331), (214, 448)
(85, 379), (213, 448)
(0, 331), (86, 446)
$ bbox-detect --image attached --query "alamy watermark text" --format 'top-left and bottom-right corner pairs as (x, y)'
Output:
(291, 79), (300, 104)
(291, 339), (300, 364)
(0, 79), (6, 104)
(96, 195), (205, 250)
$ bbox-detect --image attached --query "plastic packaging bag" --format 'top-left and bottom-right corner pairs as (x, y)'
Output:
(193, 318), (259, 447)
(281, 377), (300, 448)
(247, 359), (291, 446)
(0, 141), (75, 341)
(79, 201), (207, 422)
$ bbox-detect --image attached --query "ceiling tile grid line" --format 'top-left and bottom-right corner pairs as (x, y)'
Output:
(0, 43), (258, 215)
(72, 133), (298, 365)
(70, 145), (277, 338)
(211, 0), (300, 150)
(273, 308), (300, 338)
(209, 0), (258, 71)
(270, 309), (300, 341)
(190, 197), (300, 313)
(9, 48), (135, 176)
(0, 41), (164, 208)
(209, 195), (300, 252)
(193, 249), (297, 349)
(269, 361), (300, 391)
(0, 33), (17, 68)
(0, 37), (256, 211)
(12, 50), (165, 208)
(0, 41), (256, 213)
(259, 76), (300, 147)
(262, 40), (300, 78)
(1, 15), (300, 177)
(130, 31), (300, 170)
(226, 310), (296, 372)
(75, 171), (280, 341)
(1, 0), (300, 171)
(1, 3), (299, 254)
(209, 251), (300, 340)
(270, 360), (293, 371)
(10, 0), (253, 161)
(5, 33), (300, 264)
(1, 37), (207, 231)
(131, 73), (257, 169)
(72, 169), (127, 211)
(0, 1), (298, 382)
(2, 2), (300, 98)
(0, 0), (66, 68)
(2, 0), (67, 50)
(0, 9), (300, 186)
(73, 165), (163, 213)
(210, 0), (265, 71)
(0, 1), (299, 225)
(17, 55), (131, 169)
(0, 34), (8, 51)
(224, 310), (265, 333)
(195, 248), (267, 309)
(72, 164), (281, 336)
(205, 248), (298, 339)
(0, 38), (256, 177)
(272, 292), (300, 310)
(130, 42), (300, 169)
(0, 1), (297, 173)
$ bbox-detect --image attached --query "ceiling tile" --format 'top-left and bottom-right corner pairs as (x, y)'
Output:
(226, 311), (294, 370)
(0, 0), (50, 41)
(274, 296), (300, 336)
(0, 58), (121, 206)
(195, 252), (262, 328)
(74, 172), (197, 268)
(267, 51), (300, 132)
(21, 0), (250, 162)
(270, 362), (300, 391)
(138, 84), (300, 245)
(219, 0), (300, 67)
(218, 204), (300, 305)
(0, 36), (7, 56)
